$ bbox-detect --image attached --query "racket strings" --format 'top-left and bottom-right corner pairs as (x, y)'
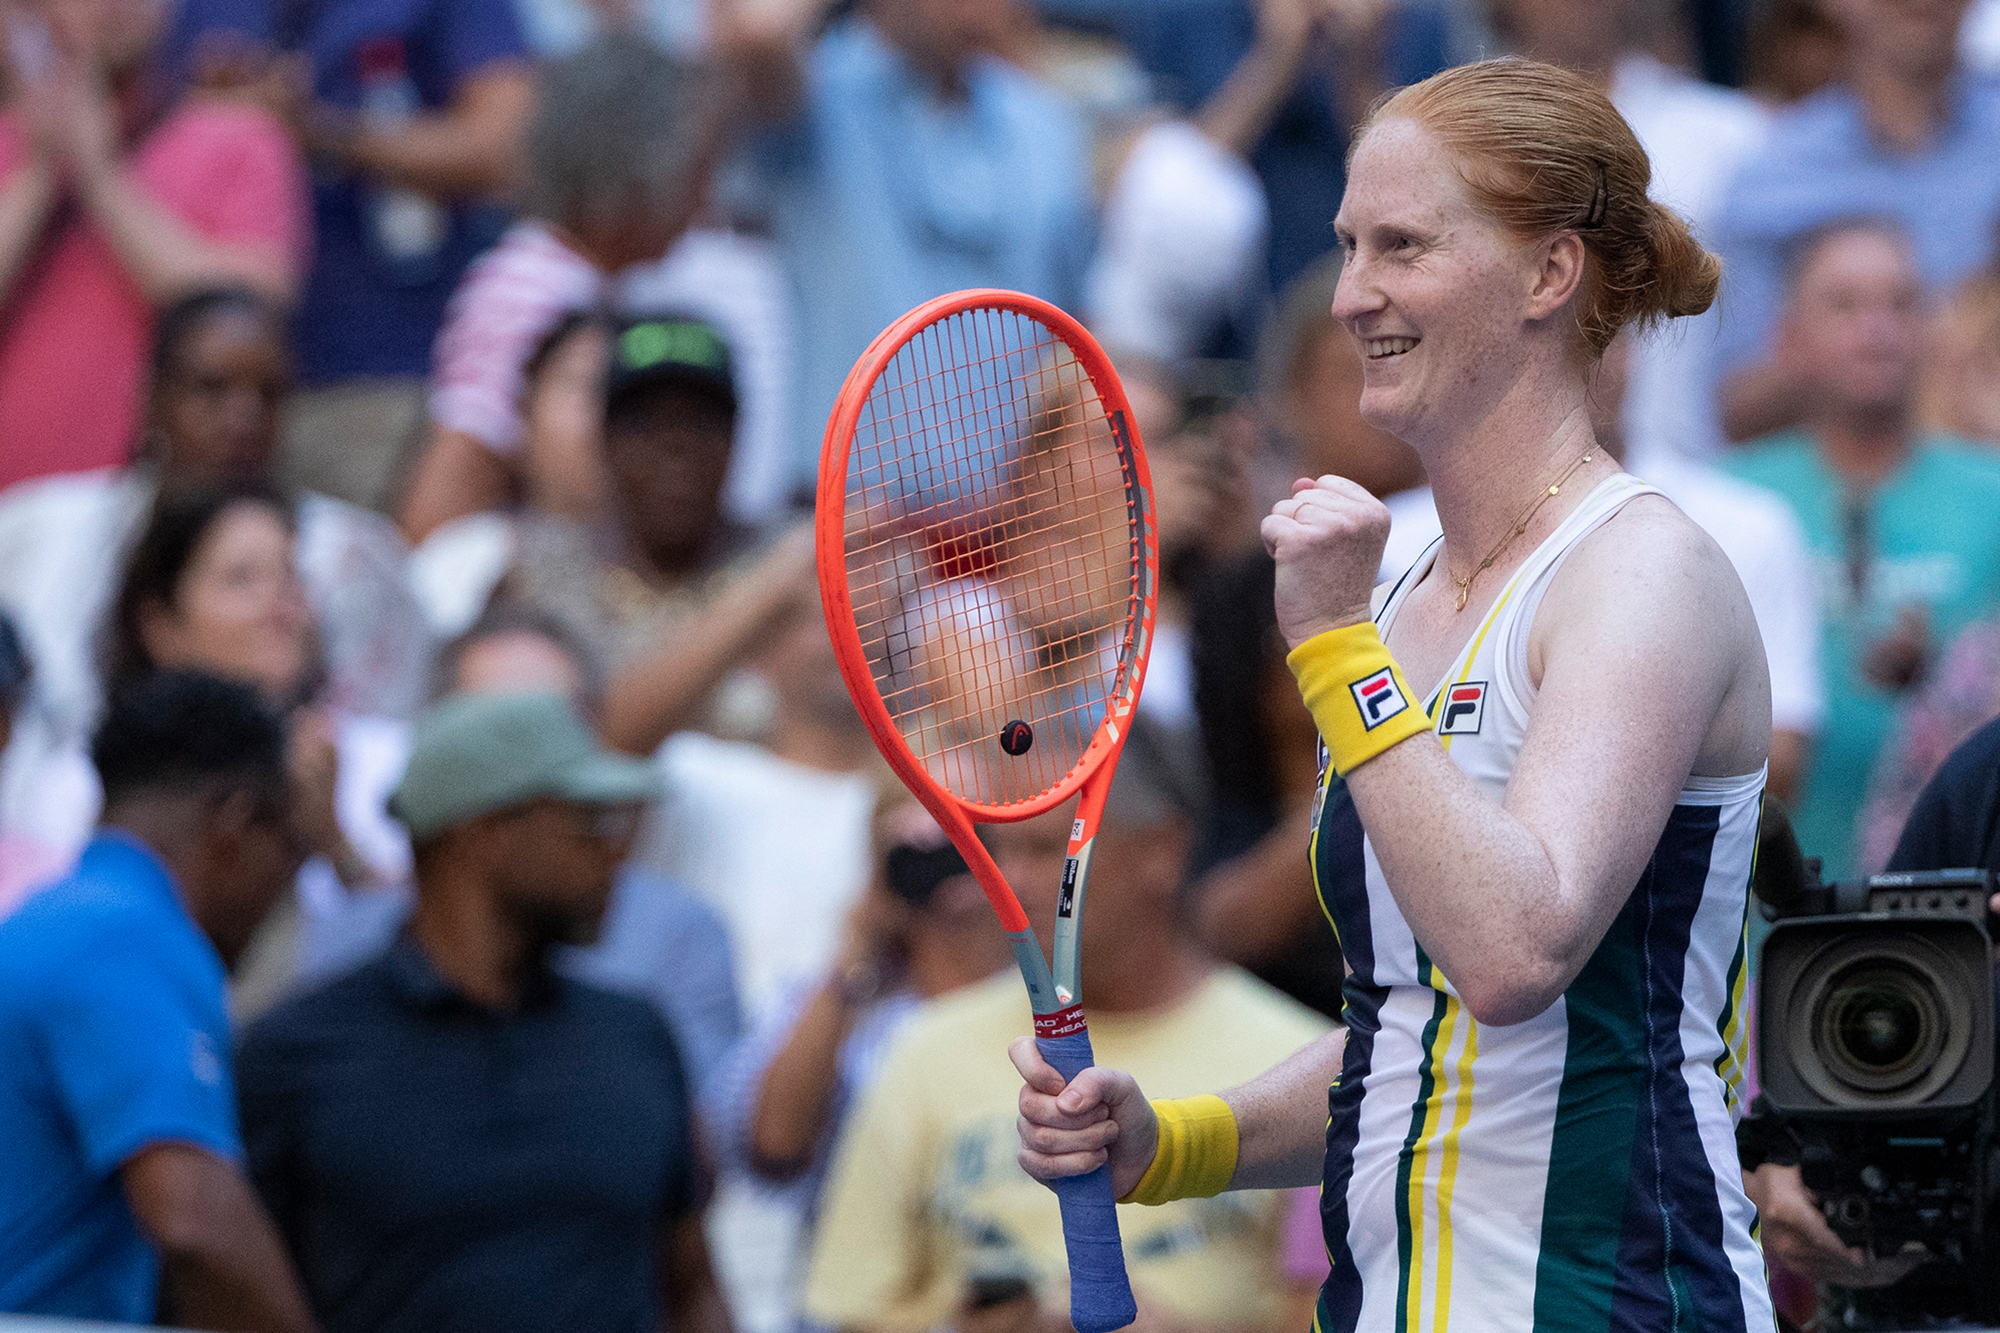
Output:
(843, 307), (1141, 808)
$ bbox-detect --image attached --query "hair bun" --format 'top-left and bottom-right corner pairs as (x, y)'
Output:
(1642, 201), (1722, 322)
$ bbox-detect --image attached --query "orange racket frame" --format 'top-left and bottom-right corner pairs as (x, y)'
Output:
(815, 290), (1156, 1333)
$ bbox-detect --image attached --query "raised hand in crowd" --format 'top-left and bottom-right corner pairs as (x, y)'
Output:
(1199, 0), (1398, 156)
(0, 0), (295, 309)
(285, 706), (376, 890)
(191, 27), (530, 203)
(601, 520), (819, 753)
(521, 316), (617, 523)
(745, 877), (908, 1178)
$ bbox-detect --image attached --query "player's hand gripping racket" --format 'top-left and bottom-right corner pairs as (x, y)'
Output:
(816, 291), (1154, 1333)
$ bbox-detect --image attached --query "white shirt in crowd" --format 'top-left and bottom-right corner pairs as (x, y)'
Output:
(1610, 52), (1772, 472)
(1377, 463), (1825, 737)
(0, 468), (430, 851)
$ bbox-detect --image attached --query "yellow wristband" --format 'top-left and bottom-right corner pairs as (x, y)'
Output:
(1119, 1095), (1239, 1206)
(1287, 623), (1430, 777)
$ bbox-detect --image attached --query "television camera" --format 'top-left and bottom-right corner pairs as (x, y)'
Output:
(1754, 828), (1998, 1320)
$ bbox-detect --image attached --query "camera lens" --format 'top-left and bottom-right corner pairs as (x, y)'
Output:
(1832, 979), (1924, 1068)
(1815, 963), (1945, 1093)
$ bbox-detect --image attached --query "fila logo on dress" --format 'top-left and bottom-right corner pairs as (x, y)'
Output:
(1349, 669), (1409, 730)
(1438, 682), (1487, 736)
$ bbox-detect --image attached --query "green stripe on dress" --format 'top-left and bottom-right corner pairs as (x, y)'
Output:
(1531, 888), (1651, 1333)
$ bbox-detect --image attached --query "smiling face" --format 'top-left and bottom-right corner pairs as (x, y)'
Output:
(139, 501), (314, 706)
(1331, 119), (1566, 449)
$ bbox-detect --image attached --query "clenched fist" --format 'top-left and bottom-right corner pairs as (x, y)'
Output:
(1260, 475), (1391, 649)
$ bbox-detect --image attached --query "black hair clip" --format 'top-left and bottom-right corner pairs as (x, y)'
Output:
(1581, 164), (1608, 231)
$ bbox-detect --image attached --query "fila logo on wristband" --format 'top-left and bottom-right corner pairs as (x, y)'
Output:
(1438, 681), (1487, 736)
(1349, 668), (1409, 730)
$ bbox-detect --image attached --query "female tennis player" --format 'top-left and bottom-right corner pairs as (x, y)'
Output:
(1012, 58), (1778, 1332)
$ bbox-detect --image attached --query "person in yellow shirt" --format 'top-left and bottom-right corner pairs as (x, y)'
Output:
(802, 732), (1330, 1333)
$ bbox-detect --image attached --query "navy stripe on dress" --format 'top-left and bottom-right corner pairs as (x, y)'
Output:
(1608, 803), (1747, 1333)
(1320, 979), (1383, 1333)
(1314, 781), (1372, 985)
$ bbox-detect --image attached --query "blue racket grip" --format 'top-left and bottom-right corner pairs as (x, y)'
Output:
(1036, 1022), (1138, 1333)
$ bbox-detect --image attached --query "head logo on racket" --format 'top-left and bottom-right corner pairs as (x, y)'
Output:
(999, 720), (1034, 756)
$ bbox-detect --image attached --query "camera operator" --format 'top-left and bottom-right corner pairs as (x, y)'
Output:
(1743, 714), (2000, 1320)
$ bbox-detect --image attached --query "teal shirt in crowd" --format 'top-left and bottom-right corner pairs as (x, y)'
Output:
(1725, 433), (2000, 879)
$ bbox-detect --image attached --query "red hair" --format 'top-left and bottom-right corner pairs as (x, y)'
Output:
(1356, 58), (1721, 358)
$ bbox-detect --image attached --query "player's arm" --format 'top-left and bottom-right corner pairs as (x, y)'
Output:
(1011, 1027), (1342, 1198)
(600, 526), (817, 754)
(123, 1142), (318, 1333)
(1266, 478), (1767, 1026)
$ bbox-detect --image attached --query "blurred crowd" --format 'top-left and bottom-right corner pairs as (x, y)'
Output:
(3, 0), (2000, 1329)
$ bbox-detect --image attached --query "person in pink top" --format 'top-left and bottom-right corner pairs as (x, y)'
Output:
(0, 0), (308, 492)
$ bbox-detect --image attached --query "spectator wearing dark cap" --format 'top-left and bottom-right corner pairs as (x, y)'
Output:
(0, 670), (312, 1329)
(414, 308), (819, 752)
(236, 690), (731, 1333)
(398, 34), (725, 544)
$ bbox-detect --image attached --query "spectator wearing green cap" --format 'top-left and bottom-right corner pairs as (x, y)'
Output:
(234, 690), (730, 1333)
(408, 306), (819, 754)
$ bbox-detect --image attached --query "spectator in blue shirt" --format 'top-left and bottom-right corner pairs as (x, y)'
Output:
(0, 670), (312, 1329)
(237, 691), (730, 1333)
(718, 0), (1096, 488)
(1714, 0), (2000, 444)
(173, 0), (535, 511)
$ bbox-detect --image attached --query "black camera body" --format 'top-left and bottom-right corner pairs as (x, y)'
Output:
(1757, 868), (1998, 1294)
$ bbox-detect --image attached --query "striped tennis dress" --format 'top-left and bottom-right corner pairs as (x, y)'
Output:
(1311, 475), (1775, 1333)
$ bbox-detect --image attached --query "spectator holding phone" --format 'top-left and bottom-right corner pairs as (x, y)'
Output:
(0, 0), (307, 493)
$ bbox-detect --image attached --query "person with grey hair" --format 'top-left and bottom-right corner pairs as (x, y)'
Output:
(398, 33), (725, 544)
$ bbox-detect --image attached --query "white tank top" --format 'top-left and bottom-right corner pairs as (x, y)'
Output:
(1308, 474), (1774, 1333)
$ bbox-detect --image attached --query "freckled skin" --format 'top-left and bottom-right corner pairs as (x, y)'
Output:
(1331, 119), (1558, 456)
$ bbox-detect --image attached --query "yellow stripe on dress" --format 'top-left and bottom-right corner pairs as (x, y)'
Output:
(1430, 1011), (1479, 1333)
(1399, 542), (1532, 1330)
(1403, 971), (1456, 1333)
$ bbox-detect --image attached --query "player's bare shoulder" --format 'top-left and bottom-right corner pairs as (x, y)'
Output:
(1538, 493), (1763, 680)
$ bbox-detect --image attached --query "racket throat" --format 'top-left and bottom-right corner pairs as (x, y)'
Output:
(1006, 930), (1064, 1015)
(1051, 835), (1095, 1009)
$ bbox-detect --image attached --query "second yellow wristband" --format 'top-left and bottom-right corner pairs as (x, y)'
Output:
(1119, 1094), (1239, 1206)
(1287, 622), (1431, 777)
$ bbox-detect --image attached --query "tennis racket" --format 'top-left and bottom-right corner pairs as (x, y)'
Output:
(816, 290), (1155, 1333)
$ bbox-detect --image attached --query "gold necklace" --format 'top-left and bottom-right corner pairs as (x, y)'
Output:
(1449, 451), (1596, 612)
